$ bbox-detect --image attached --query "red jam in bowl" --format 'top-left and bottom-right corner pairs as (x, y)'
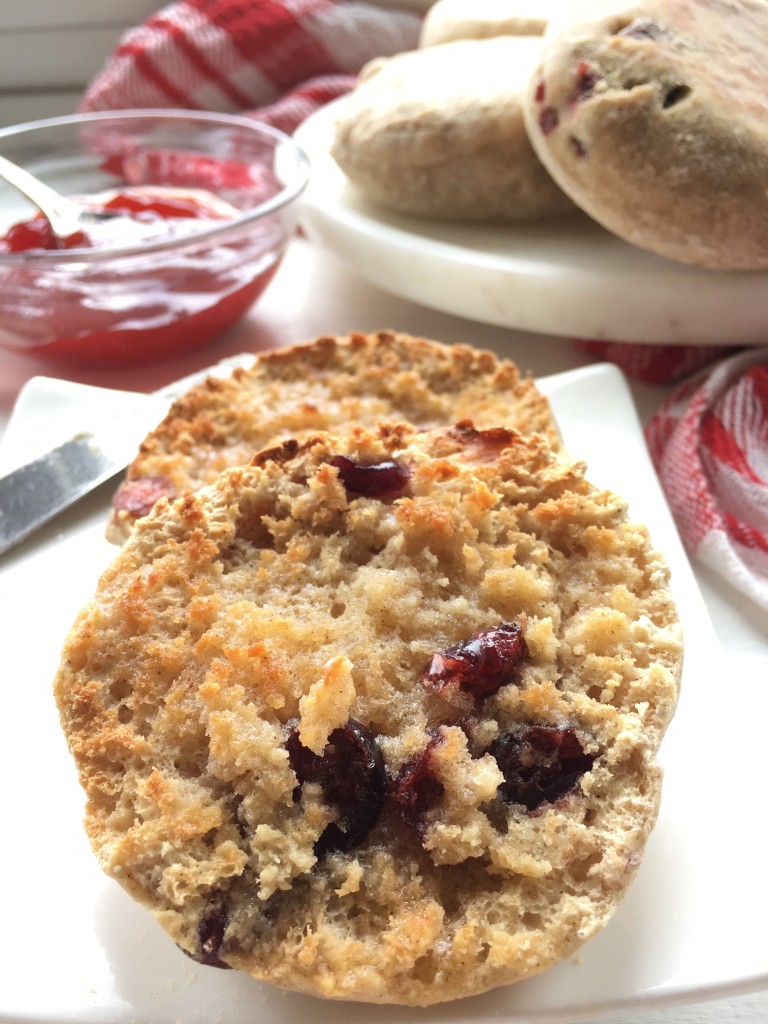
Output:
(0, 187), (287, 366)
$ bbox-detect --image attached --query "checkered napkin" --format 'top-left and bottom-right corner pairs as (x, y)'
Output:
(646, 349), (768, 610)
(81, 0), (423, 135)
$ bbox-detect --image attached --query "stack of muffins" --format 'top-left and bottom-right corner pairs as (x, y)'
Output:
(332, 0), (768, 270)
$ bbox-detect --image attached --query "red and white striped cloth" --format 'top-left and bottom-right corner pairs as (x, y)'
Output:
(573, 338), (741, 386)
(81, 0), (423, 136)
(646, 349), (768, 610)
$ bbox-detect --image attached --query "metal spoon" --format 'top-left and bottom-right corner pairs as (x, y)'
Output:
(0, 151), (119, 242)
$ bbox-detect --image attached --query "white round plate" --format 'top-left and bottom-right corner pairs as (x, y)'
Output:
(295, 99), (768, 346)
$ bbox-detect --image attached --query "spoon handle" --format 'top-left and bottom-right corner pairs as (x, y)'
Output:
(0, 152), (87, 237)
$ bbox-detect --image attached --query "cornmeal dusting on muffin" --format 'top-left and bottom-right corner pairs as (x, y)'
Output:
(523, 0), (768, 268)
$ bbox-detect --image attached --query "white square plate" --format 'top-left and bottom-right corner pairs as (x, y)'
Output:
(1, 362), (765, 1023)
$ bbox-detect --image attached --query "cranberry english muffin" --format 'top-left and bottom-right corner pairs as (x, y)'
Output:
(420, 0), (574, 46)
(330, 37), (575, 221)
(108, 330), (559, 542)
(523, 0), (768, 268)
(55, 422), (682, 1004)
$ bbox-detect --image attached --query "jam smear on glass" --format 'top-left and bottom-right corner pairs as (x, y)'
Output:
(0, 189), (226, 254)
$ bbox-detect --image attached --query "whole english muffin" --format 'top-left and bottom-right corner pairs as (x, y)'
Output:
(330, 37), (575, 221)
(523, 0), (768, 268)
(420, 0), (575, 46)
(55, 421), (682, 1004)
(108, 329), (559, 542)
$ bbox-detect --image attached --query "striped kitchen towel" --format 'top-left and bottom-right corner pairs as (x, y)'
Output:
(646, 348), (768, 610)
(81, 0), (423, 135)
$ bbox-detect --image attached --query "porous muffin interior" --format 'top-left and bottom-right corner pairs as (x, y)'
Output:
(108, 330), (558, 542)
(56, 422), (681, 1005)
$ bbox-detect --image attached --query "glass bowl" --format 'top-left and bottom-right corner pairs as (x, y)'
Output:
(0, 110), (310, 366)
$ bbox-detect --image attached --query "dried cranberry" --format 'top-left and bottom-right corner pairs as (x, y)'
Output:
(112, 475), (176, 518)
(330, 455), (410, 497)
(492, 725), (596, 811)
(574, 61), (601, 102)
(570, 136), (588, 160)
(190, 901), (231, 969)
(534, 78), (546, 103)
(424, 622), (528, 700)
(287, 719), (385, 855)
(539, 107), (559, 135)
(392, 735), (444, 836)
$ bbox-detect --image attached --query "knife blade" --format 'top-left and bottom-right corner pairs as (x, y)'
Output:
(0, 433), (135, 555)
(0, 353), (256, 558)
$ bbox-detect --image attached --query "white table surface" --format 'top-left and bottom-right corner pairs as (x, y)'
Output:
(1, 234), (766, 1024)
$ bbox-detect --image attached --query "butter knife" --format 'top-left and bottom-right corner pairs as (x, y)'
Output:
(0, 353), (255, 558)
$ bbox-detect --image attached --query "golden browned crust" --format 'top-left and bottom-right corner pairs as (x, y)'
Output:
(57, 422), (681, 1005)
(107, 329), (559, 543)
